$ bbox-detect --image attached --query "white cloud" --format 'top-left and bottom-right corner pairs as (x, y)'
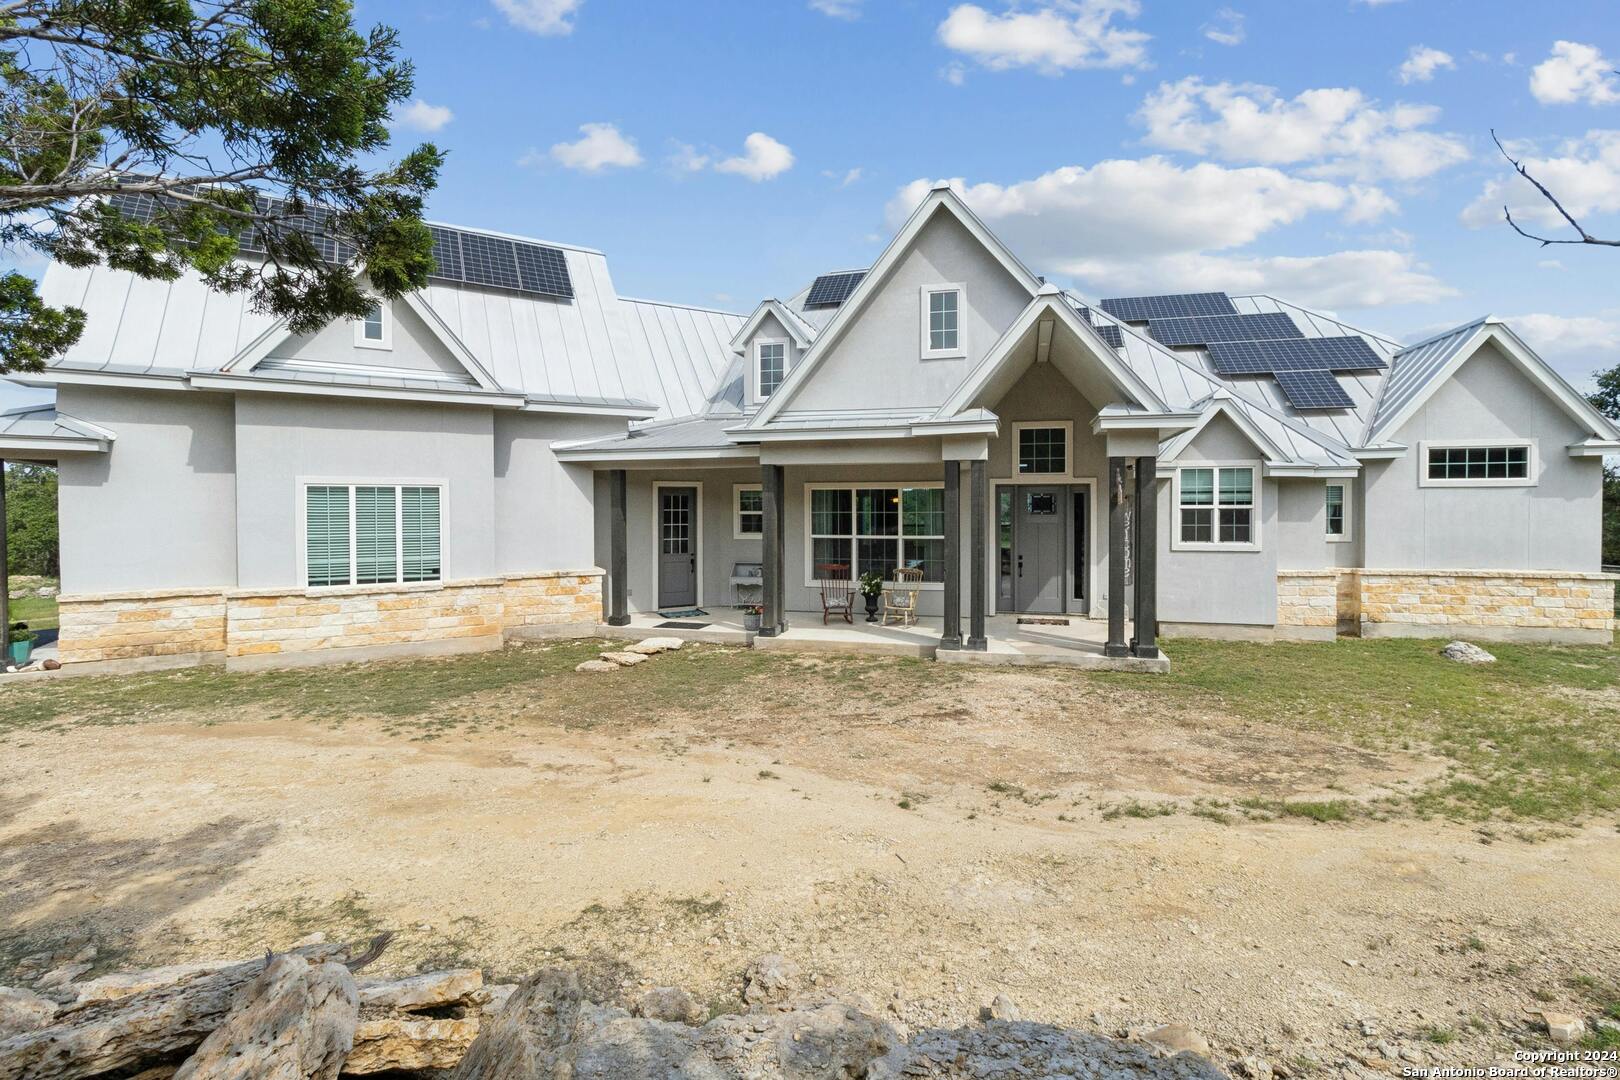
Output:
(492, 0), (581, 36)
(1461, 130), (1620, 231)
(391, 99), (454, 133)
(942, 63), (968, 86)
(1530, 41), (1619, 106)
(1501, 313), (1620, 385)
(1201, 8), (1244, 47)
(1078, 250), (1454, 309)
(667, 142), (710, 173)
(546, 122), (643, 172)
(809, 0), (862, 18)
(937, 0), (1150, 75)
(1398, 45), (1455, 85)
(1538, 259), (1565, 270)
(1136, 77), (1471, 182)
(715, 132), (795, 181)
(823, 167), (863, 187)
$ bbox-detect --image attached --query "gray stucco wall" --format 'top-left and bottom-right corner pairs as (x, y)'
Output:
(1363, 342), (1602, 571)
(233, 396), (497, 588)
(495, 412), (622, 575)
(55, 385), (239, 594)
(1274, 477), (1360, 570)
(268, 298), (467, 376)
(783, 208), (1031, 414)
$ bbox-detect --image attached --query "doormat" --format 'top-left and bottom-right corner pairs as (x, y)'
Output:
(657, 608), (708, 619)
(656, 620), (708, 629)
(1017, 616), (1071, 626)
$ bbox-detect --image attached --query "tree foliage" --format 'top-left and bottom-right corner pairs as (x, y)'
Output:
(0, 0), (444, 373)
(4, 461), (57, 576)
(1604, 465), (1620, 570)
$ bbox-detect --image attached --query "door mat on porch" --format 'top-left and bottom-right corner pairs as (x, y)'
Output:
(1017, 616), (1071, 626)
(657, 608), (708, 619)
(656, 620), (709, 629)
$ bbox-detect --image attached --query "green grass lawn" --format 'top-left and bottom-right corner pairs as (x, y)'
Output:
(7, 594), (58, 633)
(0, 634), (1615, 827)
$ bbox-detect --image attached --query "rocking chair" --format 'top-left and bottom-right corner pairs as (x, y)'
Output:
(817, 564), (855, 624)
(881, 566), (923, 627)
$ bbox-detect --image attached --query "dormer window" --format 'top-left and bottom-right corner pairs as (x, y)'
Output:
(920, 284), (965, 359)
(756, 340), (786, 401)
(355, 300), (391, 350)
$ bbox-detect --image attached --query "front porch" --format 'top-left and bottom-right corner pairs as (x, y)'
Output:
(596, 607), (1170, 672)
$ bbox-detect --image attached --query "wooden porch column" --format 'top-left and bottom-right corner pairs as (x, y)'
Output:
(967, 458), (987, 651)
(760, 463), (785, 637)
(606, 468), (630, 626)
(1105, 456), (1130, 657)
(1132, 455), (1159, 659)
(940, 460), (962, 650)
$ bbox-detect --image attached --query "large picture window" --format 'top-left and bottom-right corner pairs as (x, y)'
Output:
(807, 484), (945, 585)
(304, 482), (442, 588)
(1421, 442), (1534, 486)
(1176, 466), (1255, 548)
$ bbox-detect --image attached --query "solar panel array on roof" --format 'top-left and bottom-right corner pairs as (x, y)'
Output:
(103, 189), (575, 299)
(1098, 292), (1237, 322)
(1207, 336), (1386, 375)
(1073, 304), (1125, 348)
(1145, 312), (1302, 347)
(804, 270), (867, 307)
(1273, 369), (1355, 410)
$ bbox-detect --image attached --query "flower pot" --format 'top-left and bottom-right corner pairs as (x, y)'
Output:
(8, 639), (34, 666)
(863, 594), (881, 622)
(742, 611), (762, 632)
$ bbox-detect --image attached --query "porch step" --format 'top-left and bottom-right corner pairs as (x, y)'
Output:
(595, 623), (753, 647)
(753, 633), (935, 659)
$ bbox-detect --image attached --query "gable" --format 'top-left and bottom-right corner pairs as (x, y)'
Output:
(267, 300), (470, 379)
(1392, 340), (1587, 448)
(772, 207), (1032, 414)
(1183, 411), (1269, 461)
(743, 310), (807, 405)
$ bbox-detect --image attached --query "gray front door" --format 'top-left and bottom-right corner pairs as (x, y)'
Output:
(657, 487), (698, 609)
(1014, 486), (1065, 613)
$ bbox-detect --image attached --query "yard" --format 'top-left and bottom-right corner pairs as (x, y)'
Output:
(2, 636), (1618, 1066)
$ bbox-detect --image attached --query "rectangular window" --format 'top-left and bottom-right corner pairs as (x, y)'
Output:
(304, 482), (442, 587)
(1016, 425), (1068, 476)
(757, 342), (786, 399)
(1424, 444), (1532, 484)
(808, 484), (945, 585)
(1177, 466), (1255, 547)
(355, 300), (390, 349)
(735, 486), (763, 538)
(1325, 483), (1346, 539)
(929, 290), (958, 351)
(363, 302), (385, 341)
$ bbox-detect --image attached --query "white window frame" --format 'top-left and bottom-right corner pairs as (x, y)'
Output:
(919, 283), (967, 360)
(1325, 481), (1352, 543)
(754, 338), (787, 403)
(1418, 439), (1538, 488)
(1171, 461), (1261, 552)
(803, 481), (947, 590)
(1010, 420), (1074, 480)
(734, 484), (764, 540)
(296, 476), (448, 590)
(354, 300), (392, 351)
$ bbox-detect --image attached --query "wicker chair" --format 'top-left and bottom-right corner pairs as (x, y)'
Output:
(816, 564), (855, 625)
(881, 567), (923, 627)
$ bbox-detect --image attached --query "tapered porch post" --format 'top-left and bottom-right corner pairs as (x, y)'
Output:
(1105, 456), (1129, 657)
(607, 468), (630, 626)
(1132, 455), (1159, 658)
(967, 458), (987, 651)
(940, 460), (962, 650)
(760, 463), (785, 637)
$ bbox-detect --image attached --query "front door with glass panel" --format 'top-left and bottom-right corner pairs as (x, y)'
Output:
(657, 487), (697, 609)
(1014, 487), (1066, 613)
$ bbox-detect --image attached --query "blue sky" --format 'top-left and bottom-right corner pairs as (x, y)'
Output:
(362, 0), (1619, 385)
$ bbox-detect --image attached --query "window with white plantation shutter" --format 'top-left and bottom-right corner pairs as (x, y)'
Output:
(401, 486), (441, 583)
(303, 482), (442, 588)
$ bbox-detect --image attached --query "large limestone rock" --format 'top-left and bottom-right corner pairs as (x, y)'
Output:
(741, 953), (802, 1007)
(357, 969), (482, 1011)
(633, 986), (701, 1025)
(0, 986), (59, 1039)
(343, 1016), (479, 1073)
(172, 955), (358, 1080)
(75, 964), (230, 1006)
(1442, 641), (1496, 664)
(625, 637), (685, 655)
(574, 660), (618, 673)
(598, 651), (648, 667)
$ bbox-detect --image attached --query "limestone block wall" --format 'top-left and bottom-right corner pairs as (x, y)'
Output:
(1354, 569), (1615, 639)
(1275, 572), (1338, 629)
(55, 569), (603, 667)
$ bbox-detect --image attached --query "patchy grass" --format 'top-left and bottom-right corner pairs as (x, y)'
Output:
(7, 594), (57, 633)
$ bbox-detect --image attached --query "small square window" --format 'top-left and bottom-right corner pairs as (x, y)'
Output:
(1026, 492), (1056, 515)
(1015, 424), (1069, 476)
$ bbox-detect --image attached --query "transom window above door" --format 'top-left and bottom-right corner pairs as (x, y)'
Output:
(1175, 465), (1257, 549)
(1012, 422), (1072, 478)
(920, 284), (965, 359)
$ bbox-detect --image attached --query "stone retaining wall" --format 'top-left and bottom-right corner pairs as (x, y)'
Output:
(56, 570), (603, 667)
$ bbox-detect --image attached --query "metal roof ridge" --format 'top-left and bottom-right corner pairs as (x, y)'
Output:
(420, 218), (604, 256)
(1392, 315), (1490, 357)
(620, 295), (747, 318)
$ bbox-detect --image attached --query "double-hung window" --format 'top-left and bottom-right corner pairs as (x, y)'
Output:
(1420, 441), (1535, 486)
(355, 300), (390, 349)
(1325, 482), (1349, 541)
(734, 486), (763, 538)
(756, 341), (786, 400)
(920, 284), (965, 358)
(808, 485), (945, 585)
(304, 482), (442, 588)
(1176, 466), (1256, 548)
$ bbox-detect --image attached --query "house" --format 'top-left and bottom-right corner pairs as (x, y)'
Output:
(5, 183), (1615, 673)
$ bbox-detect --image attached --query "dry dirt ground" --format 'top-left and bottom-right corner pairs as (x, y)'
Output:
(2, 639), (1618, 1074)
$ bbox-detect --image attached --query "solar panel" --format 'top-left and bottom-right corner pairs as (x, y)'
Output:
(1207, 336), (1386, 375)
(1098, 292), (1237, 322)
(804, 270), (867, 307)
(1273, 369), (1355, 409)
(1145, 312), (1302, 347)
(1094, 323), (1124, 349)
(102, 190), (574, 299)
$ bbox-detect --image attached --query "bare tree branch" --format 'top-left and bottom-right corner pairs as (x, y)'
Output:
(1492, 128), (1620, 248)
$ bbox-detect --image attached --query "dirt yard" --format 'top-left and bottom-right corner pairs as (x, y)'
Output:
(2, 637), (1618, 1072)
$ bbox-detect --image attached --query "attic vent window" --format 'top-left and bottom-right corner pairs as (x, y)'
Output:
(756, 341), (786, 401)
(355, 300), (390, 350)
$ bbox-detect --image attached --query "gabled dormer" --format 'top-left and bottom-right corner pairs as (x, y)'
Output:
(730, 299), (814, 408)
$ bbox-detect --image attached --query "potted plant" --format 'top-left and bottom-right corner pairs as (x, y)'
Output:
(858, 572), (884, 622)
(8, 622), (37, 667)
(741, 604), (763, 632)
